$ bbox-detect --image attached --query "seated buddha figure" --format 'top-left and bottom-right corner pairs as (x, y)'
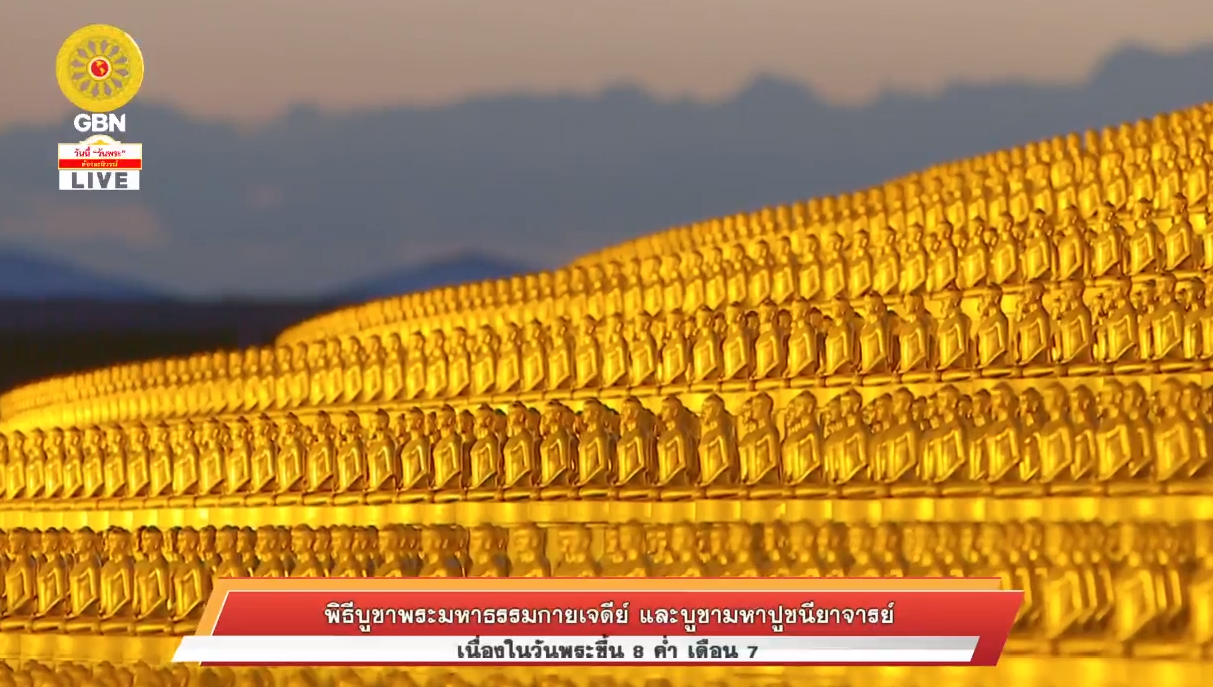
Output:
(64, 528), (103, 633)
(739, 393), (783, 497)
(574, 399), (614, 498)
(30, 526), (70, 632)
(538, 402), (577, 498)
(501, 402), (538, 498)
(467, 405), (504, 499)
(655, 397), (698, 498)
(697, 395), (741, 496)
(133, 527), (173, 634)
(0, 528), (39, 631)
(98, 528), (137, 634)
(169, 528), (212, 634)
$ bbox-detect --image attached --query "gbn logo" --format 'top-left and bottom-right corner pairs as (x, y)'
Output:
(73, 113), (126, 134)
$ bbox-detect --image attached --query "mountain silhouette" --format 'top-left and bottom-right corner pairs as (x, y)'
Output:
(338, 252), (533, 301)
(0, 43), (1211, 297)
(0, 249), (163, 300)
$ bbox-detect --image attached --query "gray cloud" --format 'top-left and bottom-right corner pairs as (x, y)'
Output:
(0, 44), (1210, 297)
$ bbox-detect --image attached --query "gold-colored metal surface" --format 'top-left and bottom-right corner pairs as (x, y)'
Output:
(0, 101), (1212, 684)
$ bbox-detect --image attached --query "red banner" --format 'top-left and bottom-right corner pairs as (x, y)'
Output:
(176, 578), (1019, 667)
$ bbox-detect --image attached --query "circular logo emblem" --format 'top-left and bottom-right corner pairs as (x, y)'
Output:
(56, 24), (145, 113)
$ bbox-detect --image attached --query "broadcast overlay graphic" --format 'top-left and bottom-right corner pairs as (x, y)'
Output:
(55, 24), (145, 192)
(58, 133), (142, 190)
(171, 578), (1022, 667)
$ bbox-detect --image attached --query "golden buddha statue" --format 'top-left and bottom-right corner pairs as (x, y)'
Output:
(720, 304), (755, 383)
(421, 330), (448, 399)
(737, 392), (781, 496)
(1091, 204), (1128, 277)
(660, 254), (685, 313)
(379, 334), (405, 401)
(398, 407), (433, 494)
(696, 395), (740, 496)
(958, 219), (990, 290)
(1096, 277), (1143, 367)
(438, 329), (468, 398)
(519, 320), (549, 394)
(658, 310), (690, 386)
(897, 224), (927, 295)
(465, 525), (507, 578)
(1093, 381), (1148, 493)
(846, 230), (873, 298)
(339, 338), (365, 403)
(974, 286), (1011, 372)
(322, 339), (344, 405)
(304, 412), (337, 500)
(614, 397), (655, 498)
(654, 396), (696, 496)
(64, 528), (102, 633)
(1, 528), (38, 631)
(687, 307), (723, 385)
(505, 525), (550, 577)
(334, 411), (368, 499)
(546, 318), (576, 391)
(4, 430), (26, 499)
(158, 527), (208, 634)
(167, 421), (200, 503)
(273, 414), (306, 500)
(629, 313), (659, 387)
(361, 409), (398, 500)
(498, 402), (537, 497)
(1013, 283), (1053, 370)
(468, 327), (497, 398)
(797, 236), (823, 302)
(98, 528), (136, 634)
(61, 427), (84, 499)
(599, 314), (629, 389)
(402, 332), (427, 400)
(868, 227), (899, 297)
(551, 524), (599, 577)
(373, 526), (416, 577)
(1163, 194), (1199, 270)
(131, 527), (172, 634)
(40, 428), (64, 500)
(430, 405), (467, 496)
(819, 231), (847, 301)
(22, 430), (45, 500)
(822, 297), (859, 378)
(537, 402), (576, 496)
(929, 221), (959, 292)
(858, 293), (896, 380)
(573, 316), (602, 389)
(769, 236), (797, 304)
(573, 400), (613, 497)
(467, 405), (503, 496)
(1126, 198), (1162, 275)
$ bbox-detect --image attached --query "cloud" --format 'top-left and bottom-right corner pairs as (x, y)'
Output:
(0, 43), (1211, 297)
(0, 188), (167, 248)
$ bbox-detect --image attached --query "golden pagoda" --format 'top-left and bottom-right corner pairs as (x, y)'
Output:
(0, 103), (1211, 687)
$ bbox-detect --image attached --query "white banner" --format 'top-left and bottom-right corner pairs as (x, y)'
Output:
(59, 169), (141, 191)
(173, 634), (979, 665)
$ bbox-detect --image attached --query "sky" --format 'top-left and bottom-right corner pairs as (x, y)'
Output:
(1, 1), (1211, 297)
(5, 0), (1211, 128)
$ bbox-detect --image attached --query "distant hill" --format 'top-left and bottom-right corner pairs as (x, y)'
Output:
(337, 252), (533, 301)
(0, 249), (165, 301)
(1, 43), (1212, 296)
(0, 247), (531, 305)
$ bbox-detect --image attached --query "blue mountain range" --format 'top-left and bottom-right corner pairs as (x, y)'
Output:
(1, 43), (1211, 301)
